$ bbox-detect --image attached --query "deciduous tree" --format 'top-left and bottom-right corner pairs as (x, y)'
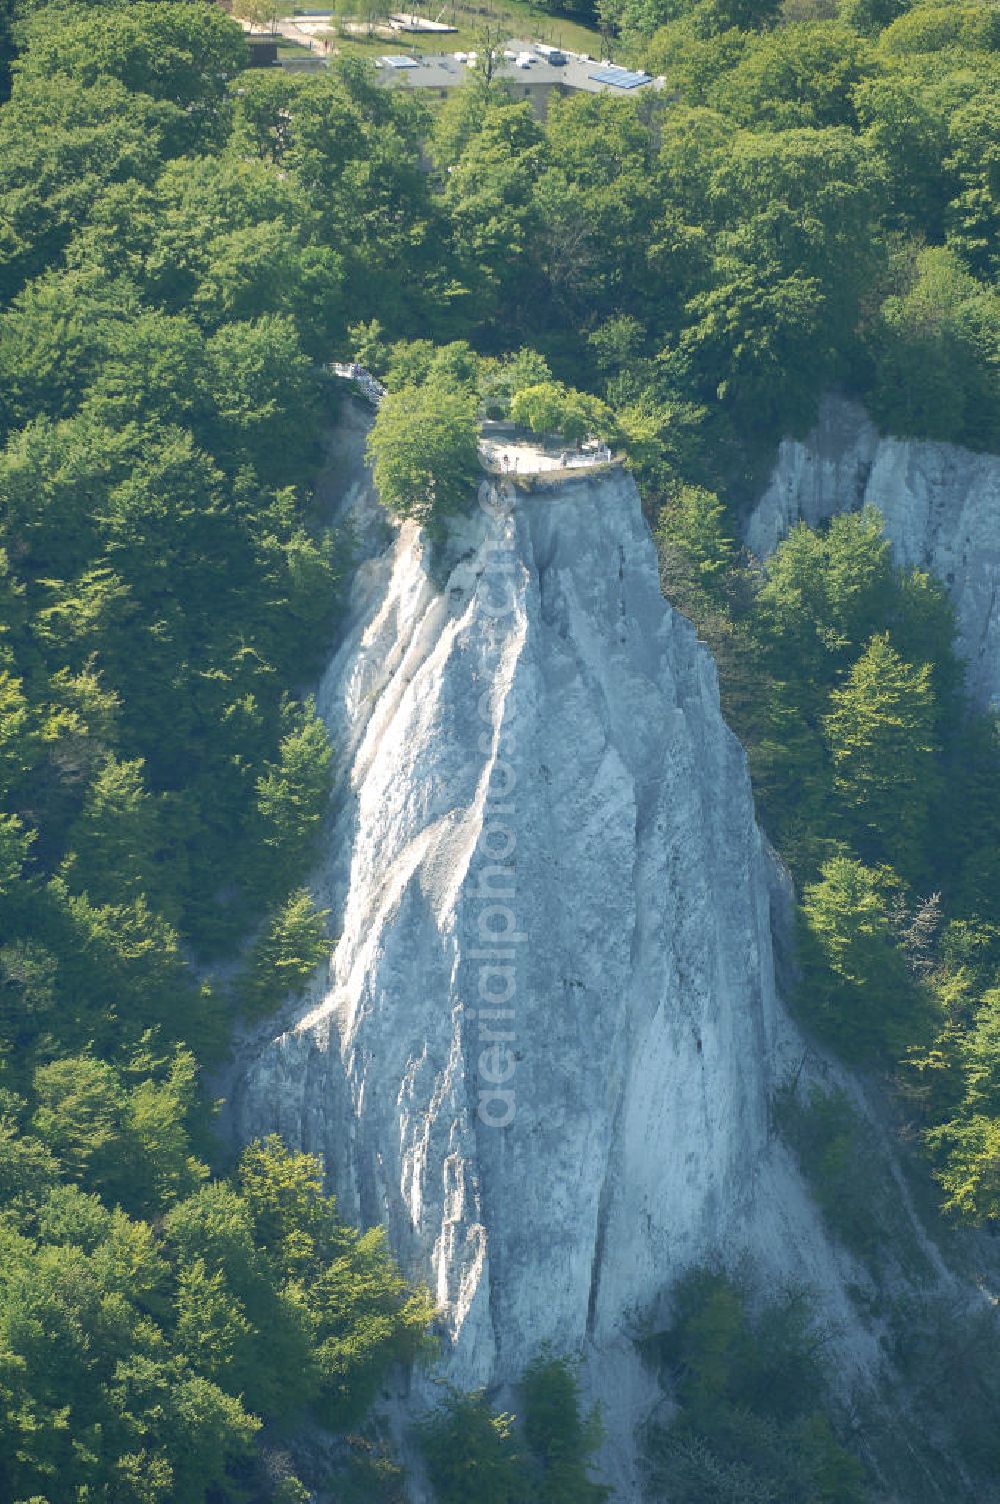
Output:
(366, 379), (480, 530)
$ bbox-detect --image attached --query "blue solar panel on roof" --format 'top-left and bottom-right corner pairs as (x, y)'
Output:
(588, 65), (651, 88)
(382, 54), (419, 67)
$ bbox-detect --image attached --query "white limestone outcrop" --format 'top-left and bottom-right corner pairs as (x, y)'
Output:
(747, 396), (1000, 709)
(232, 452), (872, 1487)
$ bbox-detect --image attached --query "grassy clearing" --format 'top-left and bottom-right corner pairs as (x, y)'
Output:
(282, 1), (605, 63)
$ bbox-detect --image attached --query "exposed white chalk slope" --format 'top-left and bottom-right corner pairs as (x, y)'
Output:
(233, 454), (878, 1489)
(747, 396), (1000, 710)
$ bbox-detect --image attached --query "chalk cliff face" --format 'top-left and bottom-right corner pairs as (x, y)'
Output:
(747, 396), (1000, 710)
(234, 459), (804, 1405)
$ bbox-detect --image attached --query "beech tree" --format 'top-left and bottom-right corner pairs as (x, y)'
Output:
(240, 888), (329, 1019)
(824, 633), (940, 875)
(62, 755), (162, 908)
(521, 1355), (609, 1504)
(366, 378), (480, 529)
(798, 855), (920, 1058)
(253, 703), (333, 897)
(927, 1115), (1000, 1223)
(510, 381), (610, 444)
(865, 246), (1000, 450)
(419, 1390), (525, 1504)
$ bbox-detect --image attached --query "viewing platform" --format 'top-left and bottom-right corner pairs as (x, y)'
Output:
(328, 365), (620, 478)
(328, 361), (386, 406)
(477, 436), (615, 476)
(478, 420), (617, 478)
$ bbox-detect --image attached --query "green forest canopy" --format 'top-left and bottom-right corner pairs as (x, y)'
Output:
(0, 0), (999, 1498)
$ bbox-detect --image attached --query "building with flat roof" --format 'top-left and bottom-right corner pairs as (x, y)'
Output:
(372, 39), (660, 114)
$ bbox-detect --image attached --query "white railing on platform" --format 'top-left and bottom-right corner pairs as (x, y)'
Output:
(328, 365), (618, 476)
(328, 361), (386, 407)
(479, 440), (615, 476)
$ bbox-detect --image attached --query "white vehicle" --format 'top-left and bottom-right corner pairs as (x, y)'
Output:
(515, 50), (533, 67)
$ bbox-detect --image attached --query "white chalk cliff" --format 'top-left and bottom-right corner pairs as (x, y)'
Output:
(233, 439), (871, 1485)
(747, 396), (1000, 710)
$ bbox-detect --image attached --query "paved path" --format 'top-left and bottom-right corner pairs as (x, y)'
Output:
(241, 17), (333, 51)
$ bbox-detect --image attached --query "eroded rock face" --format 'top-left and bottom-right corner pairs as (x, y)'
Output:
(234, 466), (789, 1393)
(747, 396), (1000, 709)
